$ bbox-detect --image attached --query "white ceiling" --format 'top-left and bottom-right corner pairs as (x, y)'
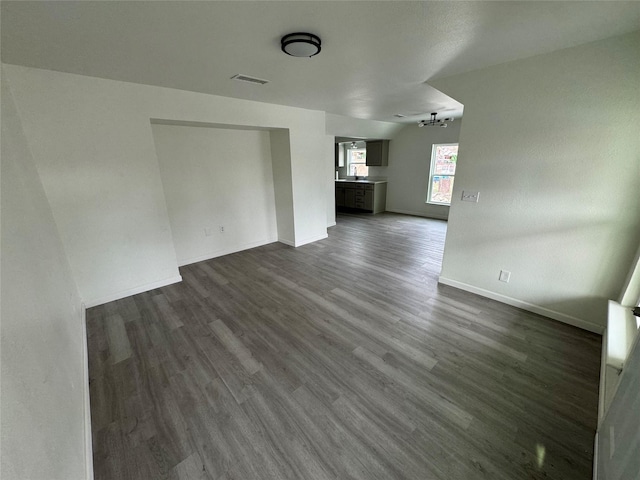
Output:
(2, 1), (639, 124)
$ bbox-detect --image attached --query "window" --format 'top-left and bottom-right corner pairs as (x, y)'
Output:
(427, 143), (458, 205)
(348, 147), (368, 177)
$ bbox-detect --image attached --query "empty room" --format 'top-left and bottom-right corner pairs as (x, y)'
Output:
(2, 2), (639, 480)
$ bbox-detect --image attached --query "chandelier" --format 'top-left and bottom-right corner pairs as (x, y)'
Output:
(418, 112), (453, 128)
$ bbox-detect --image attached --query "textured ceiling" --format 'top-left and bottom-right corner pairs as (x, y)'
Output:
(2, 1), (639, 123)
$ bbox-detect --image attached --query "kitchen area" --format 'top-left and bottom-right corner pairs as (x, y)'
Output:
(335, 138), (390, 214)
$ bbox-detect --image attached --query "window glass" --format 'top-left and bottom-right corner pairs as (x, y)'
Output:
(427, 144), (458, 205)
(348, 148), (368, 177)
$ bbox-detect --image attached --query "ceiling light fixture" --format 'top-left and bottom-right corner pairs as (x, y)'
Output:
(418, 112), (453, 128)
(281, 32), (321, 57)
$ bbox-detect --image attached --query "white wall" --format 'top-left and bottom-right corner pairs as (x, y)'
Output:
(373, 121), (462, 220)
(1, 68), (88, 479)
(596, 334), (640, 480)
(433, 31), (640, 331)
(619, 244), (640, 307)
(269, 129), (296, 244)
(4, 64), (329, 306)
(4, 65), (182, 307)
(325, 135), (337, 227)
(151, 124), (278, 265)
(289, 117), (331, 246)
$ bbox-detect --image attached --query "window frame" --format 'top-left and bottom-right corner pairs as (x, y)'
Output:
(347, 147), (368, 177)
(426, 143), (458, 206)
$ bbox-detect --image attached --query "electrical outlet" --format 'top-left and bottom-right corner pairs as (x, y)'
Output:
(461, 191), (479, 203)
(219, 226), (225, 233)
(204, 227), (212, 237)
(499, 270), (511, 283)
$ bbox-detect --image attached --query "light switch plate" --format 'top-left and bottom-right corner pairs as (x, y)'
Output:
(461, 191), (479, 202)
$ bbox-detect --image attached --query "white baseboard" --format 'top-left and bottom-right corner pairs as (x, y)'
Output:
(327, 221), (337, 228)
(84, 275), (183, 308)
(177, 237), (278, 267)
(386, 208), (449, 221)
(81, 303), (94, 480)
(294, 232), (328, 247)
(279, 233), (329, 247)
(438, 276), (604, 334)
(278, 238), (295, 247)
(598, 329), (608, 426)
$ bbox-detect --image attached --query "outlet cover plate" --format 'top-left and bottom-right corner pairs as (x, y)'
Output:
(499, 270), (511, 283)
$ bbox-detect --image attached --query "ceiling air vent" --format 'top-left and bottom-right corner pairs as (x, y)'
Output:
(231, 74), (269, 85)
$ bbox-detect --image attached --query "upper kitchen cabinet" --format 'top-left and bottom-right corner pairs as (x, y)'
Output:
(365, 140), (390, 166)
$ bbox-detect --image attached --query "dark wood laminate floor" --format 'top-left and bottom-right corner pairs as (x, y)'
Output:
(87, 213), (601, 480)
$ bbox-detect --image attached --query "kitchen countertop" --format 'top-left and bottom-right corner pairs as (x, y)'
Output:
(335, 179), (387, 184)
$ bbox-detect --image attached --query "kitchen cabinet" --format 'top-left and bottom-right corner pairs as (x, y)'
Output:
(345, 186), (356, 208)
(335, 184), (345, 207)
(354, 186), (365, 209)
(365, 140), (390, 166)
(363, 189), (374, 211)
(335, 181), (387, 214)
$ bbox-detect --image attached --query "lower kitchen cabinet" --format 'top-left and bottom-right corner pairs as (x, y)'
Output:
(335, 181), (387, 214)
(336, 185), (346, 207)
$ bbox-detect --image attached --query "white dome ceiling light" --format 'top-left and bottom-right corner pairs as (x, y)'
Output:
(418, 112), (454, 128)
(281, 32), (321, 57)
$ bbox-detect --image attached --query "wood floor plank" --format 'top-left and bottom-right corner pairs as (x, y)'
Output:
(352, 345), (474, 430)
(105, 314), (133, 365)
(210, 319), (263, 375)
(87, 212), (600, 480)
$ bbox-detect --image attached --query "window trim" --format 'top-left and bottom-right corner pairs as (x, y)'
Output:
(347, 147), (368, 177)
(426, 143), (458, 206)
